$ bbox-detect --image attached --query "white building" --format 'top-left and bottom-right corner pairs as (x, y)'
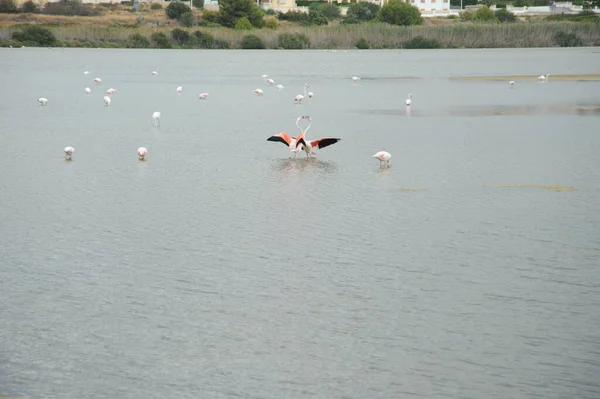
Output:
(380, 0), (450, 12)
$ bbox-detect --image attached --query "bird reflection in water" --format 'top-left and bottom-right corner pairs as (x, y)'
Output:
(274, 157), (337, 174)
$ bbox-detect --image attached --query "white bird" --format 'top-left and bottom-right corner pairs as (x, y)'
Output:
(276, 84), (284, 90)
(152, 111), (161, 127)
(294, 83), (309, 104)
(64, 146), (75, 160)
(373, 151), (391, 168)
(106, 88), (117, 95)
(137, 147), (148, 161)
(308, 91), (314, 98)
(103, 96), (111, 106)
(254, 89), (264, 96)
(352, 76), (361, 82)
(538, 74), (549, 82)
(405, 93), (412, 106)
(261, 74), (269, 79)
(198, 92), (209, 100)
(85, 87), (91, 94)
(266, 78), (275, 86)
(93, 77), (102, 85)
(176, 86), (183, 93)
(151, 71), (158, 76)
(509, 80), (515, 88)
(84, 71), (90, 75)
(38, 97), (48, 106)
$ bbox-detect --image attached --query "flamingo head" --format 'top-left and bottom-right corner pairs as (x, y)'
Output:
(304, 115), (312, 121)
(304, 83), (310, 88)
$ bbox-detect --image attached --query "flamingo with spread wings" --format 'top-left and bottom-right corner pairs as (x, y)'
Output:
(266, 116), (309, 158)
(295, 116), (341, 158)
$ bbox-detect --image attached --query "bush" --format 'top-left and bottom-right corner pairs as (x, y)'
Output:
(318, 3), (341, 19)
(341, 17), (361, 24)
(219, 0), (265, 28)
(278, 32), (310, 49)
(513, 0), (528, 6)
(150, 2), (162, 10)
(21, 0), (40, 13)
(0, 0), (18, 13)
(277, 10), (310, 23)
(151, 31), (172, 48)
(355, 38), (370, 49)
(171, 28), (191, 44)
(404, 36), (440, 49)
(309, 9), (328, 25)
(192, 0), (204, 7)
(240, 34), (265, 49)
(545, 10), (599, 22)
(127, 32), (150, 48)
(495, 8), (515, 22)
(346, 1), (379, 21)
(12, 26), (55, 46)
(377, 0), (422, 26)
(234, 16), (254, 29)
(180, 11), (196, 26)
(265, 17), (278, 29)
(554, 31), (583, 47)
(200, 9), (220, 23)
(166, 1), (191, 19)
(459, 10), (473, 21)
(473, 6), (496, 21)
(264, 8), (276, 15)
(43, 0), (99, 16)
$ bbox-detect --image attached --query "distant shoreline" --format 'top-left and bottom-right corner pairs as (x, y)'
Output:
(2, 21), (600, 50)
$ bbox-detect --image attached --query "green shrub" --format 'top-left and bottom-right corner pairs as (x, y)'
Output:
(404, 36), (440, 49)
(377, 0), (422, 26)
(473, 6), (496, 21)
(341, 17), (361, 24)
(201, 9), (220, 22)
(171, 28), (191, 44)
(166, 1), (191, 19)
(554, 31), (583, 47)
(318, 3), (341, 19)
(151, 31), (172, 48)
(264, 8), (276, 15)
(513, 0), (528, 6)
(150, 2), (162, 10)
(495, 8), (515, 22)
(278, 32), (310, 49)
(346, 1), (379, 21)
(218, 0), (265, 28)
(459, 10), (473, 21)
(21, 0), (40, 13)
(309, 9), (328, 25)
(265, 17), (278, 29)
(11, 25), (56, 46)
(180, 11), (196, 26)
(0, 0), (18, 13)
(127, 32), (150, 48)
(234, 16), (253, 30)
(240, 34), (265, 49)
(192, 0), (204, 7)
(355, 38), (370, 49)
(277, 10), (310, 23)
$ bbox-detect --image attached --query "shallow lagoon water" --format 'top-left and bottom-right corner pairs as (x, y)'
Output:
(1, 47), (599, 399)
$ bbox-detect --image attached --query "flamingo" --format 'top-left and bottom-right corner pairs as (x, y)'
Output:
(538, 74), (549, 82)
(93, 77), (102, 85)
(276, 84), (284, 90)
(85, 87), (91, 94)
(137, 147), (148, 161)
(294, 84), (309, 104)
(509, 80), (515, 88)
(263, 75), (275, 86)
(405, 93), (412, 106)
(152, 111), (161, 127)
(84, 71), (90, 75)
(262, 74), (269, 79)
(177, 86), (183, 93)
(106, 88), (117, 95)
(64, 146), (74, 160)
(38, 97), (48, 106)
(352, 76), (361, 82)
(151, 70), (158, 76)
(103, 96), (111, 106)
(295, 116), (341, 158)
(198, 92), (209, 100)
(266, 115), (310, 157)
(373, 151), (391, 168)
(308, 91), (314, 98)
(254, 89), (264, 96)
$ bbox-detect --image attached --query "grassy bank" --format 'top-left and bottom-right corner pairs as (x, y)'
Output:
(1, 20), (599, 49)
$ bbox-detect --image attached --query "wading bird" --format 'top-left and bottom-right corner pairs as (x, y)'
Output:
(295, 116), (341, 158)
(373, 151), (391, 168)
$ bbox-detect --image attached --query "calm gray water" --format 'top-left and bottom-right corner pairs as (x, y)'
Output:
(1, 47), (600, 399)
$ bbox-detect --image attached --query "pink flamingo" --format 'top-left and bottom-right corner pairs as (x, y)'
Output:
(295, 116), (341, 158)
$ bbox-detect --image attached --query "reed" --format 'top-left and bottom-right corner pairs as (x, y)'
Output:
(2, 21), (600, 49)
